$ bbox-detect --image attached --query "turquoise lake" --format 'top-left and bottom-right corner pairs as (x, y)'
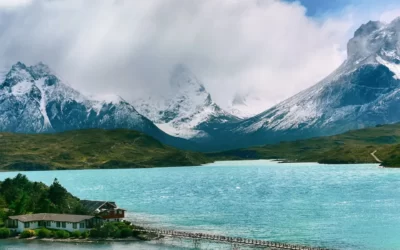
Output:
(0, 160), (399, 250)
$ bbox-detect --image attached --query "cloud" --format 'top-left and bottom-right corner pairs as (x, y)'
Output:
(380, 9), (400, 23)
(0, 0), (31, 9)
(0, 0), (397, 114)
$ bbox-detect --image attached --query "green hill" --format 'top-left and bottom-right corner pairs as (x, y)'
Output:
(5, 124), (400, 170)
(0, 129), (211, 170)
(209, 123), (400, 167)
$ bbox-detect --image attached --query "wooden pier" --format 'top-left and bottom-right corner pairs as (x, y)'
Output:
(133, 227), (331, 250)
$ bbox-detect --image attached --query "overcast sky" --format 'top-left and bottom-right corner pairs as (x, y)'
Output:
(1, 0), (400, 113)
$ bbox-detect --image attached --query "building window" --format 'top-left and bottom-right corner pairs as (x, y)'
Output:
(73, 223), (77, 229)
(24, 222), (30, 228)
(46, 221), (51, 227)
(80, 222), (85, 228)
(56, 222), (60, 228)
(62, 222), (66, 228)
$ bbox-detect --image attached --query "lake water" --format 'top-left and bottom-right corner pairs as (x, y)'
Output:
(0, 160), (399, 250)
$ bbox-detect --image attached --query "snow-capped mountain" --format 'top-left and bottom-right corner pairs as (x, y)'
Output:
(0, 62), (194, 149)
(218, 18), (400, 149)
(134, 64), (241, 140)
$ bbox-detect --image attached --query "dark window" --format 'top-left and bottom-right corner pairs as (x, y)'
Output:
(24, 222), (30, 228)
(46, 221), (51, 227)
(62, 222), (66, 228)
(56, 222), (61, 228)
(73, 223), (77, 229)
(80, 222), (85, 228)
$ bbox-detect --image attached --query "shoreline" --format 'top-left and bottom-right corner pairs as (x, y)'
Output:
(0, 158), (390, 173)
(3, 234), (160, 244)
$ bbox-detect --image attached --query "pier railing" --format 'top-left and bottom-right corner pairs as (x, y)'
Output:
(133, 227), (331, 250)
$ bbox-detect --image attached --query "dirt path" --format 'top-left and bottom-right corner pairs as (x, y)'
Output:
(371, 150), (382, 163)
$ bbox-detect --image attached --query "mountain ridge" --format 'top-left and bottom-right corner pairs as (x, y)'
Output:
(207, 17), (400, 151)
(0, 61), (197, 150)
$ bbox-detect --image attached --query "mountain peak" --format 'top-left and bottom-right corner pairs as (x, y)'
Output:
(353, 20), (384, 37)
(389, 16), (400, 27)
(12, 61), (27, 70)
(90, 94), (126, 105)
(170, 64), (206, 93)
(347, 18), (400, 62)
(134, 65), (240, 140)
(232, 93), (247, 106)
(29, 62), (53, 77)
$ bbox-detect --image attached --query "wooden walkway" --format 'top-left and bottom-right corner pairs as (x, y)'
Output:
(134, 227), (331, 250)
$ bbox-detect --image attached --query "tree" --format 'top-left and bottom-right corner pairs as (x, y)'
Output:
(13, 192), (29, 215)
(48, 178), (68, 212)
(0, 175), (85, 216)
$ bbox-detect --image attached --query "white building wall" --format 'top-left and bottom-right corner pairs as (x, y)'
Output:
(16, 221), (39, 233)
(46, 221), (87, 232)
(15, 220), (88, 233)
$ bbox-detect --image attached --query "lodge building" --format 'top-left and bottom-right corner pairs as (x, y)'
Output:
(6, 200), (126, 233)
(6, 213), (102, 233)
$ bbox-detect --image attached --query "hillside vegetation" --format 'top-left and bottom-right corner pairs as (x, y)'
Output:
(0, 129), (210, 170)
(209, 123), (400, 167)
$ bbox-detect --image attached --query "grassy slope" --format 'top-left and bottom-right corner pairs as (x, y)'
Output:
(208, 124), (400, 167)
(0, 129), (211, 170)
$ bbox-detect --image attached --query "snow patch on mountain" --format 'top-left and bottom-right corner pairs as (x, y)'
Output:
(35, 78), (53, 129)
(90, 94), (125, 104)
(11, 80), (33, 95)
(376, 56), (400, 79)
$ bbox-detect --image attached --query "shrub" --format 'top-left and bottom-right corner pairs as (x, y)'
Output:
(120, 228), (132, 238)
(55, 230), (69, 239)
(132, 229), (140, 237)
(71, 230), (81, 238)
(0, 228), (10, 238)
(113, 230), (121, 238)
(89, 228), (99, 238)
(98, 229), (109, 238)
(20, 229), (36, 238)
(99, 223), (118, 238)
(37, 228), (52, 238)
(10, 230), (18, 237)
(81, 231), (89, 238)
